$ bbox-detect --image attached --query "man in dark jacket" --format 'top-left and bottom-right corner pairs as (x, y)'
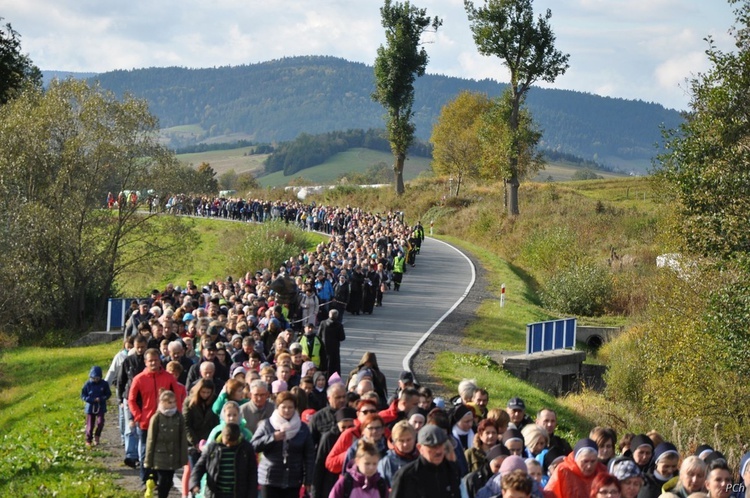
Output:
(126, 300), (153, 337)
(391, 424), (461, 498)
(318, 309), (345, 375)
(312, 407), (356, 498)
(308, 382), (347, 446)
(186, 341), (228, 387)
(191, 423), (257, 498)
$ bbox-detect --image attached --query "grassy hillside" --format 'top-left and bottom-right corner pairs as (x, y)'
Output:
(533, 161), (628, 182)
(0, 342), (133, 496)
(167, 142), (630, 188)
(258, 148), (432, 187)
(90, 56), (682, 170)
(176, 146), (268, 176)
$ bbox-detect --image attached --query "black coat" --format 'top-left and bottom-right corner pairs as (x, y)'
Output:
(318, 318), (345, 375)
(190, 439), (258, 498)
(312, 425), (342, 498)
(117, 353), (145, 403)
(391, 456), (461, 498)
(346, 271), (364, 314)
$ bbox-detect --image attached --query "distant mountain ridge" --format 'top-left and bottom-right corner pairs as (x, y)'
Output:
(46, 56), (682, 172)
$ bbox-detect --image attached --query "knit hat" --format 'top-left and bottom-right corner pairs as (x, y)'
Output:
(653, 442), (679, 464)
(356, 368), (373, 383)
(500, 455), (527, 475)
(335, 407), (357, 422)
(301, 361), (316, 378)
(609, 457), (642, 481)
(271, 380), (288, 394)
(328, 372), (343, 385)
(573, 438), (599, 459)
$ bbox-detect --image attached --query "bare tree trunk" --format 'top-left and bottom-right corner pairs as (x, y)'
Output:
(394, 153), (406, 195)
(508, 173), (520, 215)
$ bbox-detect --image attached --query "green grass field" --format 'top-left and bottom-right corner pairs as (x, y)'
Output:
(258, 148), (433, 187)
(0, 342), (134, 496)
(176, 147), (269, 176)
(533, 160), (629, 182)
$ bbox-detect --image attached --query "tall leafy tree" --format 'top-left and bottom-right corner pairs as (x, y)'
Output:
(604, 0), (750, 443)
(0, 79), (195, 337)
(430, 91), (491, 196)
(464, 0), (569, 214)
(0, 19), (41, 105)
(478, 90), (543, 207)
(657, 0), (750, 259)
(373, 0), (441, 195)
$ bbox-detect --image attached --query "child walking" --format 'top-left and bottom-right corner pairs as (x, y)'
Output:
(190, 422), (258, 498)
(330, 440), (388, 498)
(81, 365), (111, 447)
(144, 390), (188, 498)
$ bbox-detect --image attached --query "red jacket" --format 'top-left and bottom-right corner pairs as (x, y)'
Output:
(545, 452), (607, 498)
(378, 400), (402, 427)
(325, 422), (392, 475)
(128, 367), (178, 430)
(325, 425), (362, 475)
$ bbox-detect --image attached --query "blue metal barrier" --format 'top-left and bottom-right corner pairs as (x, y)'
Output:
(107, 298), (142, 332)
(526, 318), (577, 354)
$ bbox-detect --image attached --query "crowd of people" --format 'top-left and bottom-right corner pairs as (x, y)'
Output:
(82, 199), (748, 498)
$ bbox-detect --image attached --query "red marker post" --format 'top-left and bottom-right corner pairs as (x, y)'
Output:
(500, 283), (506, 307)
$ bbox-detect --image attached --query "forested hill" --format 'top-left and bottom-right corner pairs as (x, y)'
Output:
(84, 55), (683, 169)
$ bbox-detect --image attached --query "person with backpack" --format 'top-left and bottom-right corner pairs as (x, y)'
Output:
(329, 439), (388, 498)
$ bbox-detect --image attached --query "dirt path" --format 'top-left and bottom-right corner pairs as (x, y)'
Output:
(99, 411), (183, 497)
(98, 237), (488, 496)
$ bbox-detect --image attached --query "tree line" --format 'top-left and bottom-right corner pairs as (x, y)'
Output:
(84, 56), (681, 166)
(262, 128), (431, 176)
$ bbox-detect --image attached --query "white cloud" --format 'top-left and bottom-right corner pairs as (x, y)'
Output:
(0, 0), (738, 109)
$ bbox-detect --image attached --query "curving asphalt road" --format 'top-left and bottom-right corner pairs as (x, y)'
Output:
(336, 236), (475, 394)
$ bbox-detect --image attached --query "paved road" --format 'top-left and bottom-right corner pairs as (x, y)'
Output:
(336, 236), (475, 394)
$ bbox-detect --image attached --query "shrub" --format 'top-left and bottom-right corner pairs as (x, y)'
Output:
(517, 226), (579, 278)
(541, 260), (613, 316)
(228, 221), (311, 274)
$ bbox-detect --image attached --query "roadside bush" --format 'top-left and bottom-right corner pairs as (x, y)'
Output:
(228, 221), (310, 274)
(517, 226), (579, 278)
(541, 260), (613, 316)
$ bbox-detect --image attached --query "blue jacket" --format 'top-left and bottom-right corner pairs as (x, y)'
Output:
(81, 366), (111, 415)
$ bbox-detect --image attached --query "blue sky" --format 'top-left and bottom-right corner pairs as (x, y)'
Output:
(1, 0), (738, 110)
